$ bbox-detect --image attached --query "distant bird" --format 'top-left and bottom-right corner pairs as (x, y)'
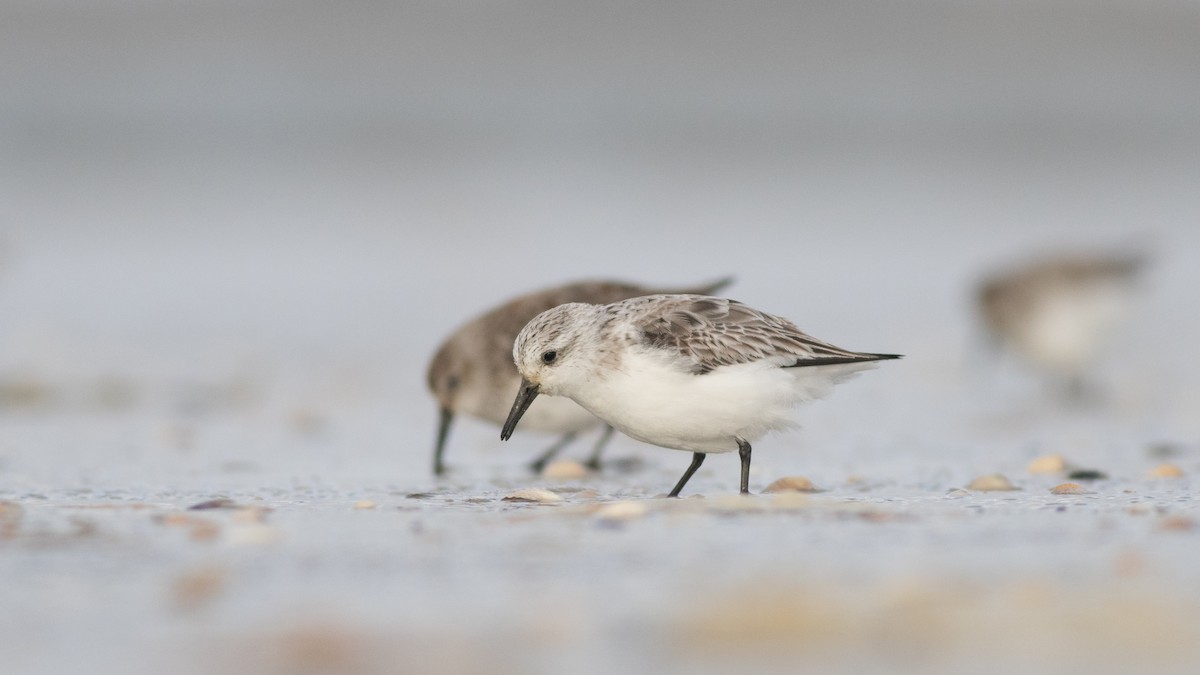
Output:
(977, 252), (1144, 399)
(427, 277), (732, 475)
(501, 295), (899, 496)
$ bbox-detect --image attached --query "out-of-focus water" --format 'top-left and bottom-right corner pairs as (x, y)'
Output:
(2, 2), (1200, 674)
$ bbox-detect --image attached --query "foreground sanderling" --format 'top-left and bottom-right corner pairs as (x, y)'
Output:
(977, 252), (1143, 398)
(500, 295), (899, 496)
(427, 278), (732, 475)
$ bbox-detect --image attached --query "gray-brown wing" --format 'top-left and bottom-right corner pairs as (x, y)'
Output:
(479, 278), (733, 342)
(634, 296), (898, 374)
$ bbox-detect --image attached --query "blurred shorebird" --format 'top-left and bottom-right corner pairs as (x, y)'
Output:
(977, 252), (1145, 399)
(501, 295), (899, 496)
(427, 277), (732, 475)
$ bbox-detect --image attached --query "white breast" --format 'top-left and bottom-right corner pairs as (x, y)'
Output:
(1013, 281), (1132, 373)
(566, 349), (877, 453)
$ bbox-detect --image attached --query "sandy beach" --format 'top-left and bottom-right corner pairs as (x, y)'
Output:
(3, 2), (1200, 673)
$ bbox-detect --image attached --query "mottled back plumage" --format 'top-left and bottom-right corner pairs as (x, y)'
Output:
(623, 295), (899, 374)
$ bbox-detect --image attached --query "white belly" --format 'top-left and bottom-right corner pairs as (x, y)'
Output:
(566, 351), (877, 453)
(1014, 282), (1131, 374)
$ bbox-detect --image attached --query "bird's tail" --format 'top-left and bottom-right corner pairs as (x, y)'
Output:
(675, 276), (735, 297)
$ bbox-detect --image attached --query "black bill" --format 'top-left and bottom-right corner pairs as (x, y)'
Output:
(500, 378), (540, 441)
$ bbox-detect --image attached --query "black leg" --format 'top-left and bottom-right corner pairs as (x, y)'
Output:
(736, 438), (752, 494)
(668, 452), (706, 497)
(583, 425), (615, 471)
(528, 431), (578, 474)
(433, 407), (453, 476)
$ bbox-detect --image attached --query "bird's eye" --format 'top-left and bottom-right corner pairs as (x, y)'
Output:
(541, 350), (558, 364)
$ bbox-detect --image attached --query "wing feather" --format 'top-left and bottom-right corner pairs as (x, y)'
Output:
(633, 295), (899, 374)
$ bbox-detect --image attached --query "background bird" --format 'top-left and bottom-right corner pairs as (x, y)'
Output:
(977, 252), (1144, 401)
(427, 277), (732, 475)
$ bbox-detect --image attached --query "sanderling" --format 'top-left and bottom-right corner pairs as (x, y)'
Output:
(977, 252), (1143, 398)
(427, 278), (733, 475)
(500, 295), (899, 496)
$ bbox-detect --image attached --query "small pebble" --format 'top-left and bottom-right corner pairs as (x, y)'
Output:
(967, 474), (1018, 491)
(762, 476), (820, 493)
(593, 501), (648, 522)
(231, 506), (272, 524)
(1050, 482), (1088, 495)
(502, 488), (564, 504)
(171, 565), (227, 612)
(1158, 515), (1196, 532)
(157, 513), (194, 527)
(188, 520), (222, 542)
(541, 460), (588, 480)
(187, 498), (238, 510)
(858, 510), (911, 523)
(1067, 469), (1108, 481)
(945, 488), (971, 498)
(0, 500), (22, 537)
(1027, 454), (1066, 474)
(156, 513), (221, 541)
(1147, 463), (1184, 479)
(227, 524), (282, 545)
(353, 500), (377, 510)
